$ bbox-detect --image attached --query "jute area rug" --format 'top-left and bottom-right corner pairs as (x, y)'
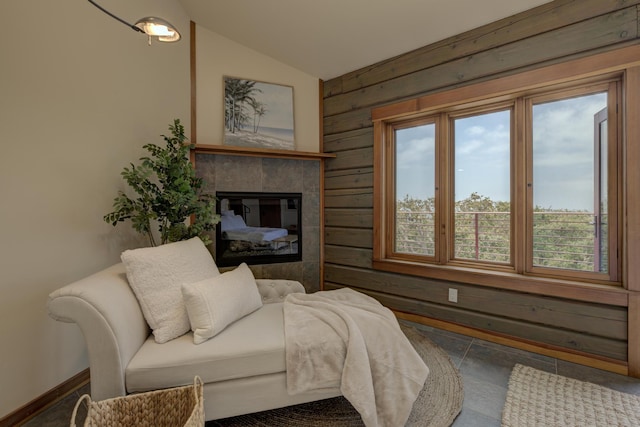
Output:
(207, 323), (463, 426)
(502, 364), (640, 427)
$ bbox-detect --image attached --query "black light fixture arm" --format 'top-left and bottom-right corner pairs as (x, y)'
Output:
(87, 0), (144, 34)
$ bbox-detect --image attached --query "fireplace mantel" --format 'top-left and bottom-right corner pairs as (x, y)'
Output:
(194, 144), (336, 161)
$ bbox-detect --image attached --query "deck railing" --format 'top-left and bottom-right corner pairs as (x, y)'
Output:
(395, 211), (605, 272)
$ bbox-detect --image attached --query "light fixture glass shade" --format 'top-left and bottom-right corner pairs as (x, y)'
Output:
(134, 17), (181, 42)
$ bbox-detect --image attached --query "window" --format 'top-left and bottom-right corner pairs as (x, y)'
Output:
(373, 70), (622, 288)
(529, 88), (614, 278)
(394, 121), (436, 257)
(452, 109), (511, 264)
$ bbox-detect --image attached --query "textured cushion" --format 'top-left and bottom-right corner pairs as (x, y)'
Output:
(126, 302), (287, 392)
(255, 279), (306, 304)
(182, 263), (263, 344)
(121, 237), (220, 343)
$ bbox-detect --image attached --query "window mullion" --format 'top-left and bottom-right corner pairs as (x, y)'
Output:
(381, 122), (395, 261)
(524, 97), (535, 274)
(513, 98), (526, 273)
(436, 113), (449, 264)
(607, 80), (621, 282)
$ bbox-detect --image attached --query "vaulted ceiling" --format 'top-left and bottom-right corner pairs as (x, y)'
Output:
(179, 0), (552, 80)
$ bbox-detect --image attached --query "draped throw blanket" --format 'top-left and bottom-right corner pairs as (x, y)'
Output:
(283, 288), (429, 427)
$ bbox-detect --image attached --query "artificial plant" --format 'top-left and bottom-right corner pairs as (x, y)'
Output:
(104, 119), (219, 246)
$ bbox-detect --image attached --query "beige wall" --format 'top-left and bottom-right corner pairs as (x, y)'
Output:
(0, 0), (183, 418)
(0, 1), (320, 419)
(0, 0), (192, 416)
(195, 24), (320, 152)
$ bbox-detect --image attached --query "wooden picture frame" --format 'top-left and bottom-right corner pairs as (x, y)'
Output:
(224, 77), (295, 150)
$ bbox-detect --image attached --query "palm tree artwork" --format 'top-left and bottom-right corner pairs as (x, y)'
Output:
(224, 77), (295, 150)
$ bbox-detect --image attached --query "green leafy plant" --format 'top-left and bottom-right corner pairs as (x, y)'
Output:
(104, 119), (219, 246)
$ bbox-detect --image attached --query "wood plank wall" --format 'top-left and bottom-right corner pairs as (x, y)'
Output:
(322, 0), (640, 363)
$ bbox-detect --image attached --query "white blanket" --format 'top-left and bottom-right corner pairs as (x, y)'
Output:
(284, 288), (429, 427)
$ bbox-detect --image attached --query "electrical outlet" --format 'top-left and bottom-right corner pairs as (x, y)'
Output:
(448, 288), (458, 303)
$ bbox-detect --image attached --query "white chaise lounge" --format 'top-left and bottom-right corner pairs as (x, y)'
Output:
(47, 238), (341, 421)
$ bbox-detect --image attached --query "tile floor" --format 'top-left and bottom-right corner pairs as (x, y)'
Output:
(20, 321), (640, 426)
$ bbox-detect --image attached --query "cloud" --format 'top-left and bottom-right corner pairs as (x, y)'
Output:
(530, 93), (605, 210)
(467, 125), (485, 136)
(395, 125), (435, 169)
(391, 92), (607, 210)
(456, 138), (483, 155)
(395, 129), (436, 199)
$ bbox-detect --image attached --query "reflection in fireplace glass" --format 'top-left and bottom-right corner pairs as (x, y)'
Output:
(215, 192), (302, 266)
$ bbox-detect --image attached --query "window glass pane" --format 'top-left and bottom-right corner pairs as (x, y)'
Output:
(532, 92), (607, 272)
(453, 110), (511, 263)
(394, 124), (435, 256)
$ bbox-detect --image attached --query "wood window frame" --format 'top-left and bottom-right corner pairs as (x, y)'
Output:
(372, 45), (640, 306)
(445, 102), (515, 268)
(386, 116), (440, 263)
(523, 81), (621, 283)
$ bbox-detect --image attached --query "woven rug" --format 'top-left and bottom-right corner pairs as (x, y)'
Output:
(502, 364), (640, 427)
(207, 323), (463, 426)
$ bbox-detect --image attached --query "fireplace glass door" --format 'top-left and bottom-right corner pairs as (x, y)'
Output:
(215, 192), (302, 266)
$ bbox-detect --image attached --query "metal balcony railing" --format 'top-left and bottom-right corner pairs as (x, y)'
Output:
(395, 211), (606, 272)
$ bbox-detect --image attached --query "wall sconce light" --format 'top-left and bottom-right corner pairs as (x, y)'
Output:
(88, 0), (181, 44)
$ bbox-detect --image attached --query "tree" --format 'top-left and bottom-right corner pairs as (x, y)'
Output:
(248, 98), (267, 133)
(395, 192), (598, 270)
(104, 119), (220, 246)
(224, 79), (261, 133)
(455, 192), (509, 212)
(395, 195), (436, 255)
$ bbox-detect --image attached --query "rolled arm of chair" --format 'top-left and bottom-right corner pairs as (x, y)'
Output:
(47, 263), (149, 400)
(255, 279), (305, 304)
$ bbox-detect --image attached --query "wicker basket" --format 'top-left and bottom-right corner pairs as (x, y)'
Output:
(70, 376), (204, 427)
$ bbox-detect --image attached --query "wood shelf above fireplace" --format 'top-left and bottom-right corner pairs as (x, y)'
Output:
(194, 144), (336, 161)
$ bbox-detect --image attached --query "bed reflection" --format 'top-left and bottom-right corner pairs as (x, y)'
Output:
(215, 192), (302, 266)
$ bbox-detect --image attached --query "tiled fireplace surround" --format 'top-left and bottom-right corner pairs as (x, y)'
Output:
(195, 153), (321, 292)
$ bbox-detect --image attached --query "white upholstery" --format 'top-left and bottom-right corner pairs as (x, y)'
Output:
(47, 264), (149, 400)
(126, 303), (286, 391)
(47, 263), (341, 420)
(256, 279), (308, 303)
(121, 237), (221, 343)
(182, 263), (263, 344)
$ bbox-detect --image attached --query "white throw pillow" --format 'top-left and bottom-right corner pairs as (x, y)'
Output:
(121, 237), (220, 343)
(182, 262), (263, 344)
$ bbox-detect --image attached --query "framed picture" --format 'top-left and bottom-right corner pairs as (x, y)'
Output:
(224, 77), (295, 150)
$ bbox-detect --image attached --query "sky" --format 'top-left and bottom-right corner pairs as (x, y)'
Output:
(251, 81), (294, 130)
(395, 92), (607, 211)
